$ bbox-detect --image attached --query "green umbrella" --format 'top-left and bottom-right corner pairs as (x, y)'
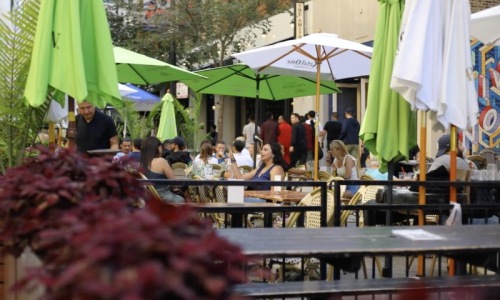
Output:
(359, 0), (417, 173)
(182, 64), (340, 167)
(114, 47), (205, 85)
(182, 64), (340, 100)
(24, 0), (121, 109)
(157, 92), (178, 142)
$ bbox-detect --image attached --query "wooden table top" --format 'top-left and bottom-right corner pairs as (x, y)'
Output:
(244, 190), (308, 203)
(217, 225), (500, 257)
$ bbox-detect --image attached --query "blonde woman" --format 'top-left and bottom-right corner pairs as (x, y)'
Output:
(329, 140), (359, 199)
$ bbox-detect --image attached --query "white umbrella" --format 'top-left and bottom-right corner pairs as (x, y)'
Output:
(232, 32), (373, 178)
(391, 0), (478, 131)
(233, 33), (372, 81)
(471, 5), (500, 46)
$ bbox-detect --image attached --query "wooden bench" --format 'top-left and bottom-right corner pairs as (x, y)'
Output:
(233, 275), (500, 298)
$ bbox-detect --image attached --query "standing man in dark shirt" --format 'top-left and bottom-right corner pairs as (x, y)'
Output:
(339, 107), (360, 159)
(75, 100), (118, 153)
(289, 113), (307, 167)
(260, 111), (279, 144)
(322, 112), (343, 165)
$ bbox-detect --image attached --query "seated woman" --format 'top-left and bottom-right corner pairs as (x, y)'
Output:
(192, 142), (218, 172)
(228, 142), (286, 202)
(329, 140), (359, 199)
(140, 137), (184, 203)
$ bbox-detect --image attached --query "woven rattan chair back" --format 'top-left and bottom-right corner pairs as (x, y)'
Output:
(467, 154), (487, 170)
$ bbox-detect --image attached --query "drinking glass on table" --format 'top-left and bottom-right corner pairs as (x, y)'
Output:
(486, 164), (497, 180)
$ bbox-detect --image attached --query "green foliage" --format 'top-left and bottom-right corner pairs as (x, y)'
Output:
(107, 0), (292, 68)
(113, 99), (156, 140)
(174, 92), (204, 150)
(0, 0), (50, 173)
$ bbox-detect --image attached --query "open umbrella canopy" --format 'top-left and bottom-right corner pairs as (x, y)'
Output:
(233, 32), (373, 178)
(182, 64), (340, 100)
(360, 0), (417, 172)
(233, 33), (373, 81)
(156, 92), (178, 142)
(24, 0), (121, 108)
(471, 4), (500, 46)
(114, 47), (205, 85)
(119, 83), (161, 111)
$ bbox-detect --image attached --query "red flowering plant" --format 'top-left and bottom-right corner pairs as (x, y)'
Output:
(18, 200), (248, 299)
(0, 148), (146, 257)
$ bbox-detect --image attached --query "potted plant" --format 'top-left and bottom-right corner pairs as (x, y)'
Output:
(0, 148), (248, 299)
(0, 148), (145, 257)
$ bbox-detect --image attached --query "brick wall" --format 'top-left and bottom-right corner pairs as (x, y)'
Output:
(470, 0), (500, 13)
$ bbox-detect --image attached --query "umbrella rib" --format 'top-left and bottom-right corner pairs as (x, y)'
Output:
(257, 43), (307, 72)
(127, 64), (151, 85)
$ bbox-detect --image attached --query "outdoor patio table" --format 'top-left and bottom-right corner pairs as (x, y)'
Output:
(87, 149), (120, 156)
(188, 202), (317, 227)
(244, 190), (308, 203)
(218, 225), (500, 259)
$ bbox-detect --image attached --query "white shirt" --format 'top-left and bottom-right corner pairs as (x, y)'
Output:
(234, 152), (254, 167)
(192, 154), (218, 171)
(305, 119), (323, 133)
(242, 122), (260, 148)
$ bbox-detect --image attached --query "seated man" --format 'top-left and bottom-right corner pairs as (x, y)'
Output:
(232, 139), (253, 167)
(165, 136), (192, 165)
(428, 134), (470, 173)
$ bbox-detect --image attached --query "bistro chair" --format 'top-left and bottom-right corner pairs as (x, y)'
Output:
(212, 185), (228, 228)
(467, 154), (487, 170)
(239, 165), (253, 174)
(123, 165), (158, 206)
(287, 164), (307, 192)
(270, 188), (335, 282)
(479, 148), (497, 165)
(171, 162), (188, 178)
(317, 170), (335, 183)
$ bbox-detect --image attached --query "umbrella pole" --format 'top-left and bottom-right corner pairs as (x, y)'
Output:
(66, 96), (76, 150)
(253, 75), (261, 168)
(448, 125), (458, 276)
(417, 110), (428, 277)
(48, 122), (56, 153)
(313, 53), (321, 180)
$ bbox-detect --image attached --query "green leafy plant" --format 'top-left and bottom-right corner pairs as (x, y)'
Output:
(0, 148), (146, 257)
(0, 148), (247, 299)
(0, 0), (51, 173)
(19, 201), (247, 299)
(113, 99), (157, 139)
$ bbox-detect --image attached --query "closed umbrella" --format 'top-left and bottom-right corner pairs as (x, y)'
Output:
(359, 0), (417, 278)
(24, 0), (123, 150)
(113, 47), (205, 85)
(471, 5), (500, 46)
(390, 0), (478, 276)
(182, 63), (340, 166)
(360, 0), (417, 173)
(157, 92), (178, 142)
(233, 33), (373, 179)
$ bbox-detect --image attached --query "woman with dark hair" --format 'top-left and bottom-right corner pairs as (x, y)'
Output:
(140, 136), (184, 203)
(228, 142), (286, 193)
